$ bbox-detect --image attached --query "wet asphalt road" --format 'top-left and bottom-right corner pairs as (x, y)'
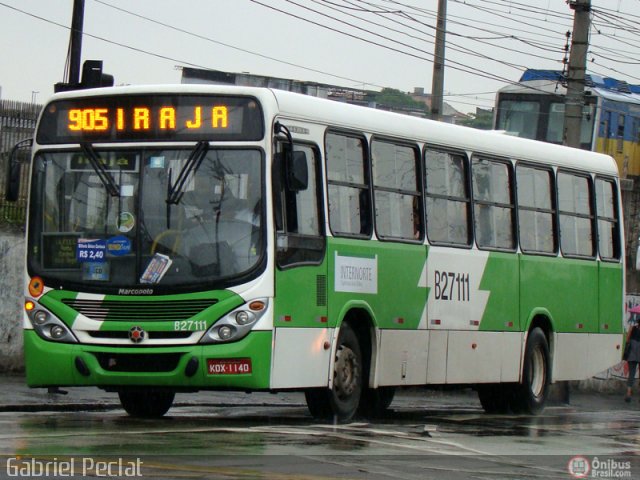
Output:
(0, 386), (638, 479)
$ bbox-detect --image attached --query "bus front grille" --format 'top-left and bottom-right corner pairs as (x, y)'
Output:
(87, 331), (193, 340)
(61, 299), (218, 322)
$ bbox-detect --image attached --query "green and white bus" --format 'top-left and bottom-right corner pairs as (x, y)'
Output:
(10, 84), (624, 420)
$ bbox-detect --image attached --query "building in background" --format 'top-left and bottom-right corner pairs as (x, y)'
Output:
(181, 67), (467, 124)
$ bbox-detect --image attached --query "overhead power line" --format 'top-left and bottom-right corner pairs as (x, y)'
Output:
(2, 0), (639, 113)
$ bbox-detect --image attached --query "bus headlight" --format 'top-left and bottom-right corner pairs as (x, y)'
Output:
(50, 325), (67, 340)
(235, 311), (251, 325)
(26, 300), (78, 344)
(33, 310), (48, 326)
(200, 298), (269, 344)
(218, 325), (235, 340)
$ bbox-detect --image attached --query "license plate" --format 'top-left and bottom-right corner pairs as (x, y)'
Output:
(207, 358), (252, 375)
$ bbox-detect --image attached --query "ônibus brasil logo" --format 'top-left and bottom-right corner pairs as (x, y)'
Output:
(568, 456), (590, 479)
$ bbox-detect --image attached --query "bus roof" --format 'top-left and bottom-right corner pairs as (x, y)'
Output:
(270, 88), (619, 177)
(45, 83), (619, 178)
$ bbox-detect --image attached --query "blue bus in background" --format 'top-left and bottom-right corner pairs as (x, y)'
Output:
(494, 69), (640, 177)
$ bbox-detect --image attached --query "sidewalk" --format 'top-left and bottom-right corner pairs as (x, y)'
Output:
(0, 373), (629, 414)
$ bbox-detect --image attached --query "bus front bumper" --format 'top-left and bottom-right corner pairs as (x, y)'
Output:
(23, 330), (273, 390)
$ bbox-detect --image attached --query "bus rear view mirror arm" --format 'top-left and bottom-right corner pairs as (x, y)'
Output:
(5, 138), (32, 202)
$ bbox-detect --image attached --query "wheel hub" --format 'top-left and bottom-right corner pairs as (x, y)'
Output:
(334, 345), (359, 399)
(529, 345), (546, 398)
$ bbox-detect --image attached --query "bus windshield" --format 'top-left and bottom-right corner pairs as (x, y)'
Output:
(27, 147), (264, 293)
(496, 96), (596, 149)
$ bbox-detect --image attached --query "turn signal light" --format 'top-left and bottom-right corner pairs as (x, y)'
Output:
(249, 300), (265, 311)
(28, 277), (44, 297)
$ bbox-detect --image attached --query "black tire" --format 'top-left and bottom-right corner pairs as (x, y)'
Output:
(118, 389), (175, 418)
(359, 387), (396, 417)
(477, 384), (512, 414)
(305, 323), (363, 423)
(512, 327), (550, 414)
(304, 388), (333, 419)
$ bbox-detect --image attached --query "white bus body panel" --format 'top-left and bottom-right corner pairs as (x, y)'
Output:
(426, 330), (448, 384)
(271, 327), (334, 389)
(446, 331), (522, 384)
(552, 333), (622, 381)
(375, 330), (429, 386)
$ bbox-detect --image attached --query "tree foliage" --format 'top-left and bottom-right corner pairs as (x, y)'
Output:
(459, 109), (494, 130)
(371, 88), (427, 112)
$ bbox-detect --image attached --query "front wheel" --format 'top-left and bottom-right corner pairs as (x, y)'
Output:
(118, 389), (175, 418)
(305, 323), (363, 423)
(359, 386), (396, 417)
(512, 327), (550, 414)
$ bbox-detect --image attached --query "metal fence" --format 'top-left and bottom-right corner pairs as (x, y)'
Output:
(0, 100), (41, 227)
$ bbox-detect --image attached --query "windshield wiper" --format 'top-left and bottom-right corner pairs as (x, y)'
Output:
(165, 140), (209, 229)
(166, 140), (209, 205)
(80, 143), (120, 197)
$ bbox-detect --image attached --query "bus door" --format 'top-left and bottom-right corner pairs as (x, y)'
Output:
(270, 140), (330, 389)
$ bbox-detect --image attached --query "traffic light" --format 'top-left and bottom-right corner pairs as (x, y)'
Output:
(54, 60), (114, 93)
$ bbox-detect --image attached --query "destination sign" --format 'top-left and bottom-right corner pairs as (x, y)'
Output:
(37, 94), (264, 144)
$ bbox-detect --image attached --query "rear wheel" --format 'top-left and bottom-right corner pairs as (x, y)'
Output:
(477, 384), (512, 413)
(512, 327), (550, 414)
(305, 323), (363, 423)
(118, 389), (175, 418)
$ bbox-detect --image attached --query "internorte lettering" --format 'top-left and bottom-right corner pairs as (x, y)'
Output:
(334, 252), (378, 294)
(340, 265), (373, 282)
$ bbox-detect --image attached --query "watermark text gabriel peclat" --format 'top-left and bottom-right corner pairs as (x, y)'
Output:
(6, 457), (143, 477)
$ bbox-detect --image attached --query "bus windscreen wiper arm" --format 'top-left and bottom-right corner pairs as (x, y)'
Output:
(166, 140), (209, 205)
(80, 143), (120, 197)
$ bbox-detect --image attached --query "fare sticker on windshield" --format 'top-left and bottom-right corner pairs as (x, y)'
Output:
(106, 235), (132, 257)
(82, 262), (110, 281)
(76, 239), (107, 263)
(117, 212), (135, 233)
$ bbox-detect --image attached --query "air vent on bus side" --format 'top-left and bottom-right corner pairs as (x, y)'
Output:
(316, 275), (327, 307)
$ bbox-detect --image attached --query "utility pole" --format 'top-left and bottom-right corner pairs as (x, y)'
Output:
(68, 0), (85, 85)
(430, 0), (447, 121)
(563, 0), (591, 148)
(55, 0), (112, 92)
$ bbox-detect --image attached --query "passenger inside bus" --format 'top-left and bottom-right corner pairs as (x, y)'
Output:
(180, 173), (260, 278)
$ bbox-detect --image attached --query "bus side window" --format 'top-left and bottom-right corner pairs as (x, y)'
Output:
(595, 177), (620, 261)
(516, 165), (556, 255)
(557, 171), (595, 258)
(326, 132), (372, 238)
(471, 157), (516, 251)
(371, 139), (421, 242)
(617, 114), (625, 153)
(424, 148), (471, 246)
(274, 143), (325, 268)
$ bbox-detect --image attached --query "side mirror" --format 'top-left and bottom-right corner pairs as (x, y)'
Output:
(286, 150), (308, 192)
(5, 138), (32, 202)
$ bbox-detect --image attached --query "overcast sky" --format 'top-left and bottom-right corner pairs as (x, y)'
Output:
(1, 0), (639, 113)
